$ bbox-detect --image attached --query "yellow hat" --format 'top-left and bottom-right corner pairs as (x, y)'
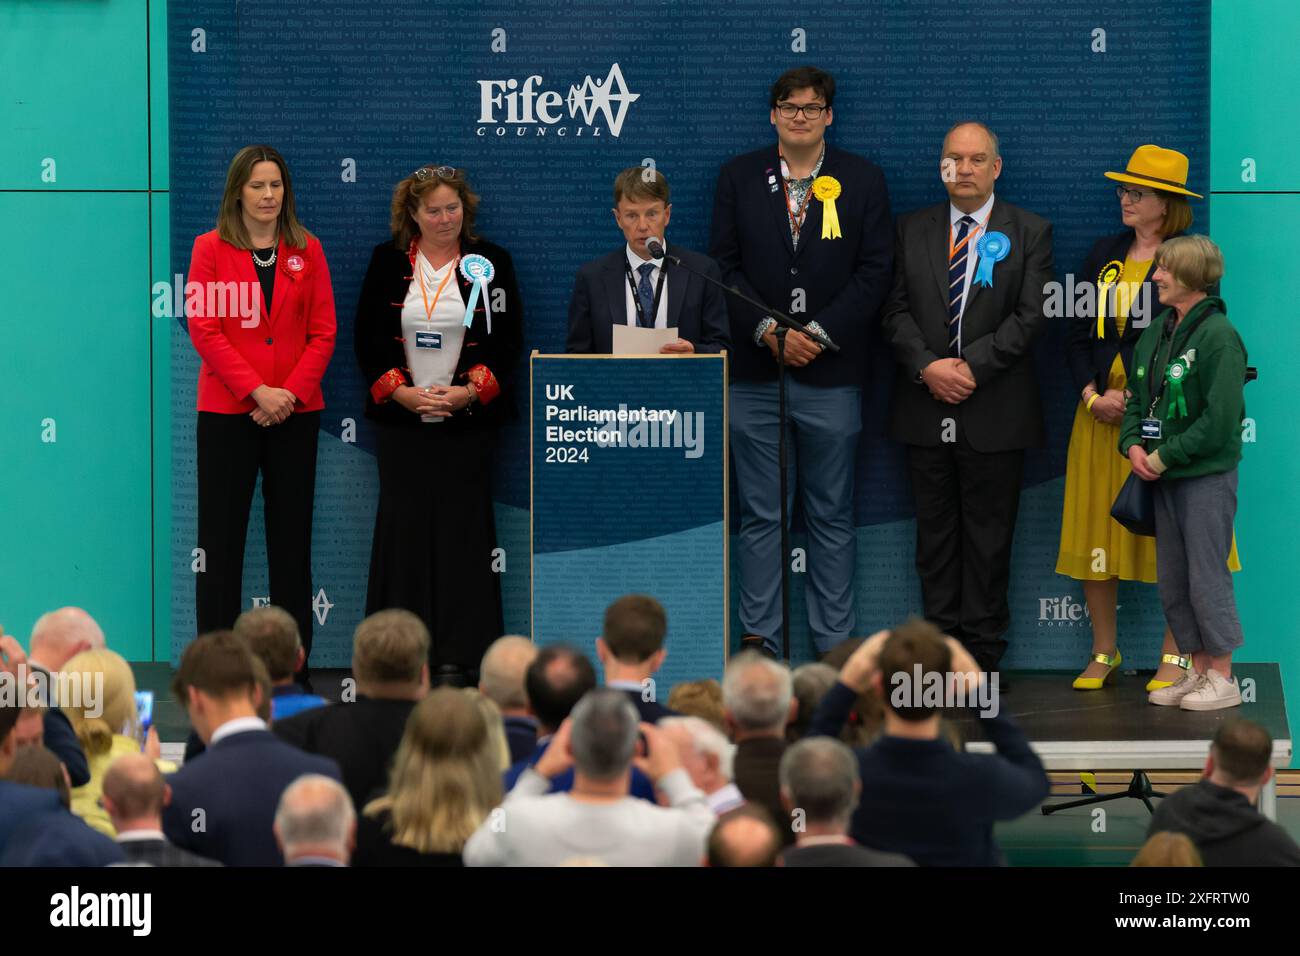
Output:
(1104, 145), (1202, 198)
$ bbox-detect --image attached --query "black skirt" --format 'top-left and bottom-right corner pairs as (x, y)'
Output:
(364, 420), (504, 673)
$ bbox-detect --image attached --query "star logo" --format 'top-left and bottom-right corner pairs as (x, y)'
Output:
(312, 587), (334, 627)
(567, 63), (640, 138)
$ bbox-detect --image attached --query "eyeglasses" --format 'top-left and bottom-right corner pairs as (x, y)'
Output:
(775, 103), (827, 120)
(1115, 185), (1155, 203)
(413, 165), (461, 182)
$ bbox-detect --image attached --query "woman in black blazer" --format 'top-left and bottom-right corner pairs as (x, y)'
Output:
(1056, 145), (1236, 691)
(354, 165), (523, 682)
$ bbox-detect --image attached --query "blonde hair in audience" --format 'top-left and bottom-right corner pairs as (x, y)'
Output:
(61, 649), (138, 757)
(364, 687), (503, 854)
(1131, 831), (1203, 867)
(667, 679), (726, 730)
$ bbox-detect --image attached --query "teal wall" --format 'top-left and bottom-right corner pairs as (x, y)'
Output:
(0, 1), (1295, 758)
(1209, 0), (1300, 745)
(0, 0), (168, 662)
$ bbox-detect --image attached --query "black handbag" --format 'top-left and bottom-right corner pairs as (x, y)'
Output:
(1111, 468), (1156, 537)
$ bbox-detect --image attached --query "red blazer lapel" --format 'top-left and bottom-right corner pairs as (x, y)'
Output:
(266, 237), (296, 330)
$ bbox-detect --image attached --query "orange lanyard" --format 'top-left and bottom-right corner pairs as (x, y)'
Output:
(949, 208), (994, 259)
(416, 252), (458, 326)
(779, 151), (818, 240)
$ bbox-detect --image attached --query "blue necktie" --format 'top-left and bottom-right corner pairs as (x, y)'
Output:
(948, 215), (974, 357)
(636, 262), (656, 328)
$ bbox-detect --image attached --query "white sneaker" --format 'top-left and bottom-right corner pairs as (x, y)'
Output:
(1180, 670), (1242, 711)
(1148, 671), (1204, 707)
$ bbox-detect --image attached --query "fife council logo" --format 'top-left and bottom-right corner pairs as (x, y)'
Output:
(477, 63), (640, 139)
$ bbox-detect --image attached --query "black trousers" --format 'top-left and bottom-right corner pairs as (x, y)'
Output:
(905, 439), (1025, 670)
(195, 411), (320, 666)
(365, 422), (503, 675)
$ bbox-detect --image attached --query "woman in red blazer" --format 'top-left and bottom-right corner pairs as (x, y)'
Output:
(187, 145), (336, 679)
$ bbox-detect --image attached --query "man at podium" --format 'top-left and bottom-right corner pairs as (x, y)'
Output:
(566, 167), (730, 355)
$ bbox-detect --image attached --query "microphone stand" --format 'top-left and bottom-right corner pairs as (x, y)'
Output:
(653, 244), (837, 664)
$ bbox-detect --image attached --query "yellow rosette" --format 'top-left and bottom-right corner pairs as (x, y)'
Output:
(1096, 259), (1123, 340)
(812, 175), (843, 240)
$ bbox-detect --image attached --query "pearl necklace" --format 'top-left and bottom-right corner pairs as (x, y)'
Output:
(251, 246), (277, 267)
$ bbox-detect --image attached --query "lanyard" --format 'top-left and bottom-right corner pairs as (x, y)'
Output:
(416, 251), (458, 327)
(779, 151), (818, 241)
(949, 208), (994, 259)
(623, 257), (667, 327)
(1146, 308), (1211, 419)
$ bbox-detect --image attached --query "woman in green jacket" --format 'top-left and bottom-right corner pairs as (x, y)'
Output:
(1119, 235), (1248, 712)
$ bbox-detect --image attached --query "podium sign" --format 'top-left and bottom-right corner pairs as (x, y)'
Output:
(531, 353), (728, 689)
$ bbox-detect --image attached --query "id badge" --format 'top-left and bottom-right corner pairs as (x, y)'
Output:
(1141, 418), (1162, 440)
(415, 330), (442, 350)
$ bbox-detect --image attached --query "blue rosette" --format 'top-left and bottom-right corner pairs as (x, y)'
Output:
(973, 231), (1011, 288)
(460, 253), (496, 332)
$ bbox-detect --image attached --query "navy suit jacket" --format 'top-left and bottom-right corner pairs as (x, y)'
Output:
(0, 808), (126, 867)
(0, 781), (62, 857)
(44, 708), (90, 787)
(566, 244), (730, 354)
(709, 143), (893, 386)
(163, 729), (342, 867)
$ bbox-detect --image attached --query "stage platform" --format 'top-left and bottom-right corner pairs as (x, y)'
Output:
(954, 663), (1291, 818)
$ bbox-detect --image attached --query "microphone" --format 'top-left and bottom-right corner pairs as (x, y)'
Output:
(645, 237), (666, 260)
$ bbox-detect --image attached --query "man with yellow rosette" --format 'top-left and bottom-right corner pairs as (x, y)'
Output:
(881, 122), (1054, 683)
(709, 66), (894, 659)
(1057, 145), (1238, 692)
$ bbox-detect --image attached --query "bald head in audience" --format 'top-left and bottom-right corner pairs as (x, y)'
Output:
(706, 805), (782, 867)
(29, 607), (106, 671)
(103, 753), (170, 834)
(479, 635), (538, 717)
(274, 774), (356, 866)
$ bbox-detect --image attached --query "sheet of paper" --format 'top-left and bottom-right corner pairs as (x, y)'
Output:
(612, 324), (679, 355)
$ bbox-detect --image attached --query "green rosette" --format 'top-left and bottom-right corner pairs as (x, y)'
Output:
(1165, 359), (1189, 419)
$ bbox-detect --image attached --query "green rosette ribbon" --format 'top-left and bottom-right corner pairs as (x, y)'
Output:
(1165, 359), (1189, 419)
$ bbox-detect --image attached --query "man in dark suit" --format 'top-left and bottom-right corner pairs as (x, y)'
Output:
(778, 737), (914, 867)
(162, 631), (342, 866)
(478, 635), (538, 764)
(11, 613), (99, 786)
(722, 651), (795, 844)
(0, 687), (63, 857)
(274, 609), (429, 811)
(0, 686), (121, 866)
(104, 753), (221, 867)
(880, 121), (1054, 675)
(595, 595), (678, 723)
(567, 167), (729, 355)
(709, 66), (893, 657)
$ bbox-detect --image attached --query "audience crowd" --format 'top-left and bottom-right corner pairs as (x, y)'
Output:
(0, 598), (1293, 867)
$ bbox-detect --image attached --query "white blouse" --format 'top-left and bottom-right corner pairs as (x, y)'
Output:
(401, 251), (467, 422)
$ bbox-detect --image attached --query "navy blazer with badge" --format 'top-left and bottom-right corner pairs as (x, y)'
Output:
(355, 236), (523, 429)
(162, 728), (342, 867)
(881, 197), (1054, 452)
(709, 144), (893, 386)
(565, 244), (730, 354)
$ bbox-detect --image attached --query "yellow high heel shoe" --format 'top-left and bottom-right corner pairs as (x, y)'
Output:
(1073, 650), (1122, 690)
(1146, 654), (1191, 692)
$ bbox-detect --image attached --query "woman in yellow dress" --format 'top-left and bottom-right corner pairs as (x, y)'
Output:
(1057, 145), (1238, 690)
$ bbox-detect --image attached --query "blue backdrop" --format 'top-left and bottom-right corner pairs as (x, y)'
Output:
(168, 0), (1209, 672)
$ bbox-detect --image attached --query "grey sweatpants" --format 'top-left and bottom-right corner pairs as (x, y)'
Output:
(1153, 468), (1245, 657)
